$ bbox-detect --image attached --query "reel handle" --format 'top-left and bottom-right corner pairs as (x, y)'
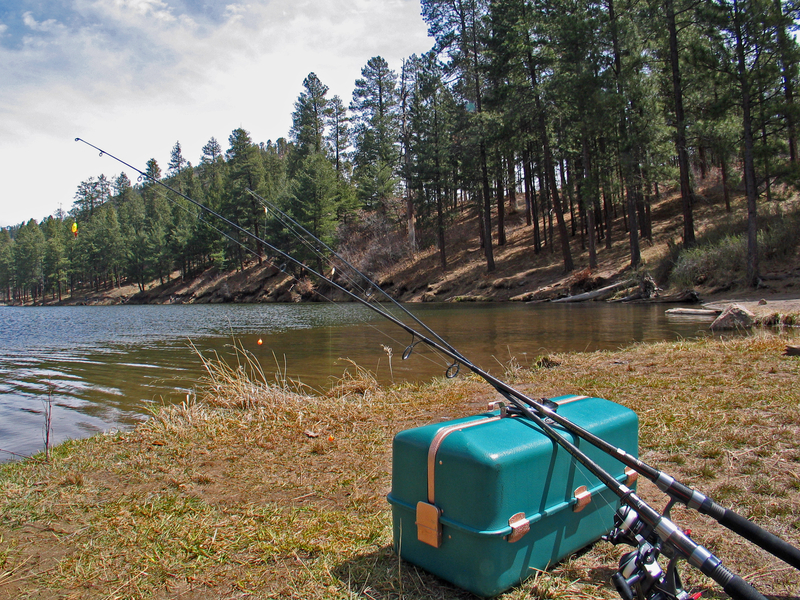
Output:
(611, 572), (635, 600)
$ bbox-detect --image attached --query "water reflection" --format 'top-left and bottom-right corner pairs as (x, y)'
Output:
(1, 302), (714, 461)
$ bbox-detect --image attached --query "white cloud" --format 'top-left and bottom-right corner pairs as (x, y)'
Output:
(22, 12), (66, 33)
(0, 0), (432, 227)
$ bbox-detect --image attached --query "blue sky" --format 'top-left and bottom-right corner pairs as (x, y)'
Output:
(0, 0), (432, 227)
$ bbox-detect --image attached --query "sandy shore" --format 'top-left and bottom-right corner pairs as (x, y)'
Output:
(701, 292), (800, 317)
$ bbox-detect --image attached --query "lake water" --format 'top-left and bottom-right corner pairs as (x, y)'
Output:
(0, 302), (718, 461)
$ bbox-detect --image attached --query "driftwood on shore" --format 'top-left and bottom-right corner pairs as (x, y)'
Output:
(665, 307), (720, 317)
(551, 280), (636, 303)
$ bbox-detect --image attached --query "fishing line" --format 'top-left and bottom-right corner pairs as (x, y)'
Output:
(246, 187), (474, 367)
(77, 140), (464, 377)
(248, 191), (460, 371)
(251, 192), (379, 301)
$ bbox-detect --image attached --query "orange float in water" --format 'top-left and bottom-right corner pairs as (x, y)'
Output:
(257, 338), (263, 345)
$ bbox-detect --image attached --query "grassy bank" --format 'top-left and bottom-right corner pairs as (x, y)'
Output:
(2, 333), (799, 599)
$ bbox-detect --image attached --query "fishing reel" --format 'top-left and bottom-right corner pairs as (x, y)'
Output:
(605, 506), (700, 600)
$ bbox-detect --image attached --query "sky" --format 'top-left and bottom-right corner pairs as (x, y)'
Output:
(0, 0), (434, 228)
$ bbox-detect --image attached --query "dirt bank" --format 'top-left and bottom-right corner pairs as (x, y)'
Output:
(32, 180), (800, 309)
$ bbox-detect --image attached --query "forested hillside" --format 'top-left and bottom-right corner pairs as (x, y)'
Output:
(2, 0), (799, 305)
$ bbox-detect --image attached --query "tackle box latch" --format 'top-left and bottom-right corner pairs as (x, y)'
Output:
(416, 501), (443, 547)
(625, 467), (639, 486)
(573, 485), (592, 512)
(506, 512), (530, 543)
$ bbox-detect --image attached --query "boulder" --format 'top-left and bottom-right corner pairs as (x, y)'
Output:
(710, 304), (756, 330)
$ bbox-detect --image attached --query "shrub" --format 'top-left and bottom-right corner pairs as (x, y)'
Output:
(668, 207), (800, 288)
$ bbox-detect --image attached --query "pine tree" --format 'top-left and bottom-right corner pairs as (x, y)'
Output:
(168, 141), (187, 177)
(0, 229), (13, 302)
(421, 0), (496, 271)
(42, 216), (69, 300)
(327, 95), (351, 178)
(665, 0), (696, 248)
(13, 219), (45, 302)
(285, 153), (340, 271)
(226, 128), (266, 267)
(119, 190), (149, 292)
(290, 73), (330, 168)
(351, 56), (401, 210)
(407, 52), (456, 270)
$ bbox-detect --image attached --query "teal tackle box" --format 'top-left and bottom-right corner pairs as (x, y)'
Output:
(387, 395), (639, 597)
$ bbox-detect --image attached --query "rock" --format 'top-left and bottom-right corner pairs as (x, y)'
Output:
(758, 298), (767, 305)
(710, 304), (756, 330)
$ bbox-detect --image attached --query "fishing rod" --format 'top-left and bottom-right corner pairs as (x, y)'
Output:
(245, 188), (800, 575)
(77, 138), (786, 600)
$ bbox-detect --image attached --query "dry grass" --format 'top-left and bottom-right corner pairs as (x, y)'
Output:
(1, 332), (799, 599)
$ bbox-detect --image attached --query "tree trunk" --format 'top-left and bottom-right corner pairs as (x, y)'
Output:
(774, 0), (798, 163)
(524, 40), (572, 271)
(480, 144), (496, 272)
(507, 154), (518, 214)
(581, 135), (601, 256)
(533, 146), (547, 250)
(496, 153), (506, 246)
(522, 147), (534, 228)
(733, 0), (759, 287)
(721, 155), (731, 212)
(666, 0), (695, 248)
(627, 184), (640, 267)
(565, 157), (577, 236)
(760, 90), (772, 203)
(477, 194), (486, 249)
(437, 185), (447, 271)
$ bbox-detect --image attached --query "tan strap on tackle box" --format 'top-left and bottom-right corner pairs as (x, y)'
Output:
(416, 415), (502, 547)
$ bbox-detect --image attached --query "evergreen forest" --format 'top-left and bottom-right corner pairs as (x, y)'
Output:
(2, 0), (799, 304)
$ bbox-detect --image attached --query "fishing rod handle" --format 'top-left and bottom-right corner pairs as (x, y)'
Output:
(722, 573), (770, 600)
(719, 507), (800, 570)
(657, 472), (800, 570)
(509, 398), (765, 600)
(518, 393), (800, 573)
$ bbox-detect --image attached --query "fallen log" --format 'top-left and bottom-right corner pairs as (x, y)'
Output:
(665, 307), (720, 316)
(551, 280), (635, 303)
(784, 345), (800, 356)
